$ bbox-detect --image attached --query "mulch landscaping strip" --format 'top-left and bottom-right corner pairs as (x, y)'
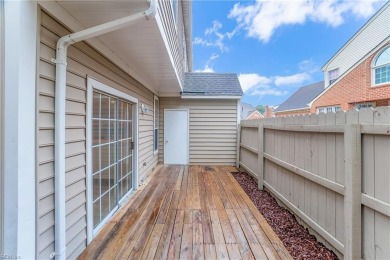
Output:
(232, 171), (338, 260)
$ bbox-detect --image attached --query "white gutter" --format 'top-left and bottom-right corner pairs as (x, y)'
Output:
(53, 1), (157, 259)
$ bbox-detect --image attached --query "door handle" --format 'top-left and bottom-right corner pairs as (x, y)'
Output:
(165, 140), (168, 144)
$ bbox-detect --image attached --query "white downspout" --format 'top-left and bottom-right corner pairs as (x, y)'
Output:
(53, 1), (157, 259)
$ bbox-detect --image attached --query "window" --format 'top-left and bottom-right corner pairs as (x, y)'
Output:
(356, 102), (376, 110)
(154, 96), (159, 154)
(373, 46), (390, 85)
(328, 68), (339, 85)
(317, 105), (341, 114)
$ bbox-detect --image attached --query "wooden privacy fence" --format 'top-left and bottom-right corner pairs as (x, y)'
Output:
(237, 107), (390, 260)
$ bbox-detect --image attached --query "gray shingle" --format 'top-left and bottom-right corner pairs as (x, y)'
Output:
(275, 81), (325, 112)
(182, 72), (243, 96)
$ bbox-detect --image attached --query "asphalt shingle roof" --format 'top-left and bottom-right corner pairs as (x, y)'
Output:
(275, 81), (325, 112)
(182, 72), (243, 97)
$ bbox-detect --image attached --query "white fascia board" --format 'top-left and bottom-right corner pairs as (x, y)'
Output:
(38, 1), (159, 95)
(3, 1), (37, 258)
(310, 36), (390, 107)
(181, 95), (242, 99)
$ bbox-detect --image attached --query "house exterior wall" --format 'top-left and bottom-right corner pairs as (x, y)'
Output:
(323, 2), (390, 88)
(274, 108), (311, 117)
(158, 98), (238, 165)
(37, 11), (158, 259)
(312, 43), (390, 113)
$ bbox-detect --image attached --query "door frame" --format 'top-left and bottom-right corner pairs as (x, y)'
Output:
(86, 77), (139, 243)
(163, 109), (190, 165)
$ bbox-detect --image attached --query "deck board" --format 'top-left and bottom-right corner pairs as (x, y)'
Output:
(78, 165), (292, 260)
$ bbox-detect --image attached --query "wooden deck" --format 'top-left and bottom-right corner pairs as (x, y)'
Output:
(78, 165), (292, 259)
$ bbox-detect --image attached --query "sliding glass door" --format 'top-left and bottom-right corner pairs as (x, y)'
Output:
(92, 91), (134, 229)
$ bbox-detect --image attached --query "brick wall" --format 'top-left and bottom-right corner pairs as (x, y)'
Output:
(311, 43), (390, 113)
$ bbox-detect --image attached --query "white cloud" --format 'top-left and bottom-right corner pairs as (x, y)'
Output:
(228, 0), (383, 43)
(238, 73), (272, 92)
(195, 66), (215, 73)
(195, 53), (219, 73)
(246, 84), (288, 97)
(193, 20), (239, 52)
(274, 72), (311, 86)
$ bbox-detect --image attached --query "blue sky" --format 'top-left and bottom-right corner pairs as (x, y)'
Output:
(192, 0), (387, 107)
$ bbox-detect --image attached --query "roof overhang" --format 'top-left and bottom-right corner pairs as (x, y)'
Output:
(39, 0), (184, 96)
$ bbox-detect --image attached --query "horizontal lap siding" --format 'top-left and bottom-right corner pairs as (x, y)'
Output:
(37, 11), (157, 259)
(158, 98), (238, 165)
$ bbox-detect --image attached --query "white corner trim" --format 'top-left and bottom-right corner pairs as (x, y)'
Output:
(3, 1), (37, 258)
(181, 95), (242, 99)
(237, 99), (241, 124)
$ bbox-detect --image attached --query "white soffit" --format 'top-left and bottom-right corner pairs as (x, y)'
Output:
(49, 0), (181, 94)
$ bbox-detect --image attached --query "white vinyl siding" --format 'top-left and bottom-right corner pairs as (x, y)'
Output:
(37, 11), (158, 259)
(324, 3), (390, 87)
(159, 98), (238, 165)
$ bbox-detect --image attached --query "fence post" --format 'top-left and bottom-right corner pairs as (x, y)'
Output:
(236, 124), (241, 168)
(258, 123), (264, 190)
(344, 124), (362, 260)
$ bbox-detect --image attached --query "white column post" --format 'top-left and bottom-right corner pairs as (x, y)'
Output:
(344, 124), (362, 259)
(3, 1), (37, 259)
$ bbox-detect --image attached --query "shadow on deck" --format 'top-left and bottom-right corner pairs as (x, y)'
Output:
(78, 165), (292, 259)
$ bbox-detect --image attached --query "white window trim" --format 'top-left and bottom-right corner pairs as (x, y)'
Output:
(153, 95), (159, 155)
(371, 45), (390, 87)
(86, 77), (139, 243)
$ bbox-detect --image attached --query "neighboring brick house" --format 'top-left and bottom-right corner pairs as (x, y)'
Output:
(310, 2), (390, 113)
(274, 81), (324, 116)
(311, 43), (390, 113)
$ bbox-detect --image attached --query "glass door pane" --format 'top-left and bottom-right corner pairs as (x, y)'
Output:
(117, 99), (133, 201)
(92, 91), (134, 228)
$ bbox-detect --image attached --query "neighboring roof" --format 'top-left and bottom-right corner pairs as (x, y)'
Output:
(246, 110), (264, 120)
(241, 102), (256, 120)
(182, 73), (243, 97)
(275, 81), (325, 112)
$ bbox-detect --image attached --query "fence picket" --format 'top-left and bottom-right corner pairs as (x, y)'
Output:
(239, 107), (390, 259)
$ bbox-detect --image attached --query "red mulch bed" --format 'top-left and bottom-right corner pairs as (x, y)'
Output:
(232, 171), (338, 260)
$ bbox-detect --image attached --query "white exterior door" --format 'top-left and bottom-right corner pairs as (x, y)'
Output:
(164, 109), (189, 165)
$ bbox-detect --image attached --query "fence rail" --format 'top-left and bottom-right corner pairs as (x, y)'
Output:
(237, 107), (390, 259)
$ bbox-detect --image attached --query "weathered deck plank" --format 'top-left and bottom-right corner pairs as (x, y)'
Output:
(78, 165), (292, 260)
